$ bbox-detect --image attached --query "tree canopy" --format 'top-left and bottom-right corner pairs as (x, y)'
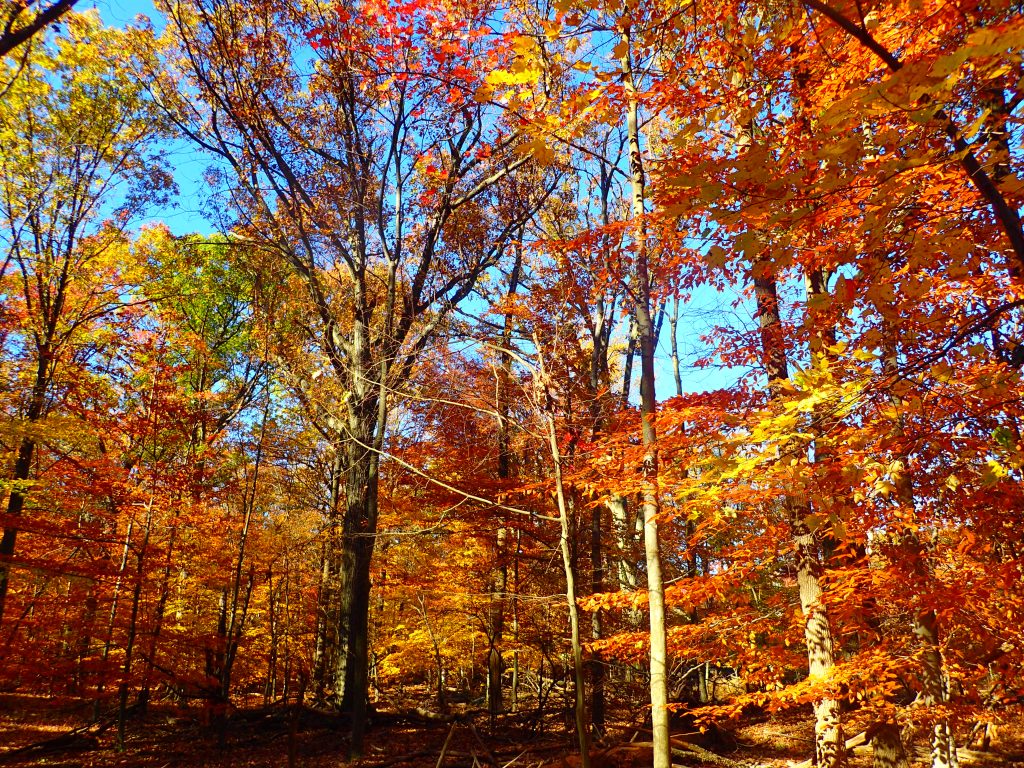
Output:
(0, 0), (1021, 766)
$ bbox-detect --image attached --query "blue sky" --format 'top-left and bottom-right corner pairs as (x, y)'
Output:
(94, 0), (218, 236)
(94, 0), (157, 27)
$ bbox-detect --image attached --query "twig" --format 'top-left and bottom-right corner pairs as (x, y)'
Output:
(437, 722), (458, 768)
(469, 723), (499, 767)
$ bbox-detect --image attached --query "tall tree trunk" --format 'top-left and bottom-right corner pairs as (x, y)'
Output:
(538, 344), (590, 768)
(118, 497), (154, 751)
(587, 152), (621, 736)
(621, 317), (637, 406)
(266, 566), (278, 703)
(139, 524), (177, 711)
(218, 402), (267, 721)
(589, 503), (605, 735)
(339, 406), (381, 759)
(609, 496), (640, 594)
(489, 244), (522, 719)
(881, 327), (958, 768)
(753, 264), (845, 768)
(0, 354), (50, 626)
(76, 579), (98, 695)
(487, 528), (507, 719)
(620, 25), (670, 768)
(670, 294), (683, 396)
(95, 514), (134, 720)
(915, 611), (959, 768)
(283, 552), (294, 702)
(316, 452), (345, 703)
(511, 528), (521, 712)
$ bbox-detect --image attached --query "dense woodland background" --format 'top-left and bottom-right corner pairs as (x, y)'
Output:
(1, 0), (1023, 765)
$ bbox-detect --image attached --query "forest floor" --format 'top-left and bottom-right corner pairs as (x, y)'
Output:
(1, 692), (1022, 768)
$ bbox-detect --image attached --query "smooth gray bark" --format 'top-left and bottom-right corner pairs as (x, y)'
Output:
(620, 25), (669, 768)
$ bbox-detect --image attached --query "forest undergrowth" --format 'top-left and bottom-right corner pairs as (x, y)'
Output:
(2, 690), (1022, 768)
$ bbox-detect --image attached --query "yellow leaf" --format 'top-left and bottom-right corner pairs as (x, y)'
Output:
(517, 137), (555, 163)
(930, 362), (954, 383)
(704, 245), (727, 268)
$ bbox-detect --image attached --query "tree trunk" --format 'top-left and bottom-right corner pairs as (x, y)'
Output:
(872, 723), (910, 768)
(538, 348), (590, 768)
(316, 452), (345, 703)
(338, 410), (380, 758)
(512, 528), (521, 712)
(76, 579), (98, 695)
(620, 25), (670, 768)
(915, 610), (959, 768)
(881, 327), (958, 768)
(487, 529), (506, 719)
(218, 406), (266, 722)
(0, 355), (50, 626)
(266, 567), (278, 703)
(793, 514), (844, 768)
(118, 498), (154, 750)
(590, 504), (605, 735)
(621, 317), (637, 406)
(670, 294), (683, 396)
(587, 186), (617, 735)
(139, 523), (178, 711)
(753, 264), (845, 768)
(609, 495), (640, 594)
(488, 245), (521, 719)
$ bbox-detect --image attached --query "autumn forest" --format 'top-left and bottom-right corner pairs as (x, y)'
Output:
(0, 0), (1022, 765)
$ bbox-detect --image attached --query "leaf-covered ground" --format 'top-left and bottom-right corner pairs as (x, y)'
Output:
(1, 693), (1022, 768)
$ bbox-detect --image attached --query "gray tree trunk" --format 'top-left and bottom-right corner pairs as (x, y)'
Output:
(754, 266), (845, 768)
(620, 25), (670, 768)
